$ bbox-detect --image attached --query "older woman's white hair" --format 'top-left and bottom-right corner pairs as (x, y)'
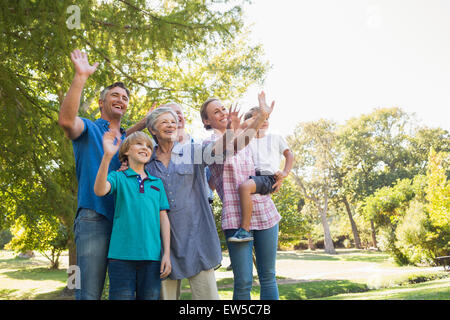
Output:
(145, 106), (179, 133)
(159, 102), (184, 111)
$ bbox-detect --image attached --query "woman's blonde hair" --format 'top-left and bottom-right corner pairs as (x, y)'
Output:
(118, 131), (153, 163)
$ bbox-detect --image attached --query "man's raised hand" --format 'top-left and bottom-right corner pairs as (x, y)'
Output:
(70, 49), (99, 78)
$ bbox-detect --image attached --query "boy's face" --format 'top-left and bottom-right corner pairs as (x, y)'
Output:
(125, 140), (152, 164)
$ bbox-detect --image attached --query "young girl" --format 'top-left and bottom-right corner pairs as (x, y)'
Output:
(228, 107), (294, 242)
(94, 131), (171, 300)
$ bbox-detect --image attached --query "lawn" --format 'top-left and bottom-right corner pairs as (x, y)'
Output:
(0, 249), (448, 300)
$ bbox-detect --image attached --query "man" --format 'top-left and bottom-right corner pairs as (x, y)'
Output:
(58, 49), (146, 299)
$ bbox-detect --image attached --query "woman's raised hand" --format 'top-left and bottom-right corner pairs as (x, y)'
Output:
(227, 103), (242, 132)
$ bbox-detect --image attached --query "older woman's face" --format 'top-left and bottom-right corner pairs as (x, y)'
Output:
(204, 100), (228, 131)
(153, 112), (178, 141)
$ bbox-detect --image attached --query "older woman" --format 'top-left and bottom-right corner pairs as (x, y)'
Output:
(144, 106), (221, 300)
(200, 92), (280, 300)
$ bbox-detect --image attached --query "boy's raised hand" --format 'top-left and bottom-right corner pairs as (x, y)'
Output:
(70, 49), (99, 78)
(103, 131), (121, 158)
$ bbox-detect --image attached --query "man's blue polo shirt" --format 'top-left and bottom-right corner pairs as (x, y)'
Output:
(72, 118), (127, 222)
(107, 168), (170, 261)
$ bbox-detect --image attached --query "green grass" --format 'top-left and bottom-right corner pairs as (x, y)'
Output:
(3, 267), (67, 282)
(277, 250), (391, 263)
(1, 249), (448, 300)
(318, 278), (450, 300)
(179, 278), (369, 300)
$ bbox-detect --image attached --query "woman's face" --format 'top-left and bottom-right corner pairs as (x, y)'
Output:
(204, 100), (228, 132)
(152, 112), (178, 142)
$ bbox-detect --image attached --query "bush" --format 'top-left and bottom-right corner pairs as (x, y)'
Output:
(395, 201), (434, 265)
(378, 227), (411, 266)
(0, 229), (13, 249)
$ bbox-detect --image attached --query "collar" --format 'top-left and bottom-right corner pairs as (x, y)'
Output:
(95, 118), (126, 135)
(122, 168), (158, 181)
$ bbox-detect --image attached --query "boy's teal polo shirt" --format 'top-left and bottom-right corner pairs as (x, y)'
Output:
(107, 168), (170, 261)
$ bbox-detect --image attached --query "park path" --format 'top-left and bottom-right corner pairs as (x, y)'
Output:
(213, 250), (443, 290)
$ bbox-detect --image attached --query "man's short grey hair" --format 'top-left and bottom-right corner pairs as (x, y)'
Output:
(146, 107), (179, 133)
(99, 82), (130, 101)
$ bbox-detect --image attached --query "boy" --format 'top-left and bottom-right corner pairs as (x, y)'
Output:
(228, 107), (294, 242)
(94, 131), (171, 299)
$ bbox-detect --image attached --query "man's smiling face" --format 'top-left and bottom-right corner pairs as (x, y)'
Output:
(99, 86), (129, 120)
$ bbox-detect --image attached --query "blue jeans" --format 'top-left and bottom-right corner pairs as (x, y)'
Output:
(74, 209), (112, 300)
(224, 224), (279, 300)
(108, 259), (161, 300)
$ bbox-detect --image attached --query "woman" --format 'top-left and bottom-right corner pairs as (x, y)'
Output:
(200, 92), (281, 300)
(144, 106), (222, 300)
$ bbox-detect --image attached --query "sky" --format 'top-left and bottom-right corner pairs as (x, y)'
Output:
(230, 0), (450, 137)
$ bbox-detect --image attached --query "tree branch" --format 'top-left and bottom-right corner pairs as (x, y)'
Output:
(81, 37), (174, 92)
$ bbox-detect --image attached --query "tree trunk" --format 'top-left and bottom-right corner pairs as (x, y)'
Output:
(68, 237), (77, 267)
(318, 195), (336, 254)
(370, 219), (378, 249)
(342, 197), (362, 249)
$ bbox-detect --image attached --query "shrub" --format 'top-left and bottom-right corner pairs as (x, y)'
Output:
(0, 229), (13, 249)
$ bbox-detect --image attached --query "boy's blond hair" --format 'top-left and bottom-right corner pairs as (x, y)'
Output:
(118, 131), (153, 163)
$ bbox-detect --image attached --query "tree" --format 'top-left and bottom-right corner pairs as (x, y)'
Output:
(426, 149), (450, 229)
(288, 120), (337, 254)
(361, 149), (450, 265)
(425, 149), (450, 257)
(0, 0), (268, 272)
(272, 176), (309, 245)
(337, 107), (444, 248)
